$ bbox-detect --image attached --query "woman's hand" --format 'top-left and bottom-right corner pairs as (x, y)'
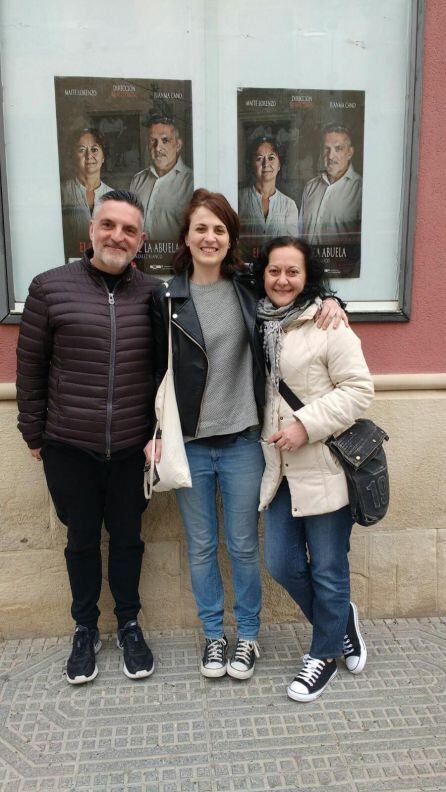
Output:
(144, 438), (162, 465)
(315, 298), (349, 330)
(267, 419), (309, 452)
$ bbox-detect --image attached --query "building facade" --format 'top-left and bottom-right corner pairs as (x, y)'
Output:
(0, 1), (445, 638)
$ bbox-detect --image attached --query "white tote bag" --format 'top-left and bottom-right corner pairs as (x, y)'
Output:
(144, 299), (192, 499)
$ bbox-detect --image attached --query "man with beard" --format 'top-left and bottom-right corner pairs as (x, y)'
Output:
(16, 190), (158, 685)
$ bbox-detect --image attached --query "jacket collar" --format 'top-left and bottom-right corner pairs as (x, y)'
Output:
(82, 248), (135, 283)
(285, 300), (321, 330)
(163, 270), (205, 349)
(163, 268), (191, 299)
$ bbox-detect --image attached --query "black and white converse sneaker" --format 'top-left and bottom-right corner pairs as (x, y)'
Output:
(200, 636), (228, 678)
(287, 656), (337, 702)
(66, 625), (101, 685)
(343, 602), (367, 674)
(227, 638), (260, 680)
(117, 620), (155, 679)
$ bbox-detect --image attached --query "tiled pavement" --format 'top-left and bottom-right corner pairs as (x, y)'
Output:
(1, 618), (446, 791)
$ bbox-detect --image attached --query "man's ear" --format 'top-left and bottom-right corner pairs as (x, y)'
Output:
(176, 137), (183, 154)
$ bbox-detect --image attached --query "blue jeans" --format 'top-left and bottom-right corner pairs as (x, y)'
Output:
(264, 478), (353, 659)
(175, 428), (264, 640)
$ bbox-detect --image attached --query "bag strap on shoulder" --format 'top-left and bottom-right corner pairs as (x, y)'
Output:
(278, 379), (305, 412)
(265, 357), (305, 412)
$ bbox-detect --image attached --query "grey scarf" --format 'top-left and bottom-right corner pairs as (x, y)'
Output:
(257, 297), (311, 389)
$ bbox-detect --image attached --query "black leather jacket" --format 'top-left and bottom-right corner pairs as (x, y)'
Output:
(151, 268), (265, 438)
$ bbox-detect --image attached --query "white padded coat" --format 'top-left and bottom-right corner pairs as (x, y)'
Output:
(259, 302), (374, 517)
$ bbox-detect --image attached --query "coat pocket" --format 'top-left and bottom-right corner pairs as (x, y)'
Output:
(320, 441), (342, 475)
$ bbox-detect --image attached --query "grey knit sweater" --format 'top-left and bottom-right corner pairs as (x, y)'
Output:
(189, 279), (258, 439)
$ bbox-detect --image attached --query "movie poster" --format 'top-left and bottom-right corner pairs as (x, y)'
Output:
(54, 76), (193, 273)
(237, 88), (365, 277)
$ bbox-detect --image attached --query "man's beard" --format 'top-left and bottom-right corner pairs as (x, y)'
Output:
(98, 246), (130, 271)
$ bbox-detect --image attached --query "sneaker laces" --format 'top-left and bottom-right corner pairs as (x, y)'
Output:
(120, 621), (144, 650)
(343, 634), (355, 656)
(233, 639), (260, 664)
(205, 637), (227, 662)
(295, 656), (326, 685)
(72, 626), (90, 655)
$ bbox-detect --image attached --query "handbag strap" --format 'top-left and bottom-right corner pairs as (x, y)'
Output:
(166, 297), (173, 371)
(278, 379), (305, 412)
(147, 297), (173, 499)
(265, 357), (305, 412)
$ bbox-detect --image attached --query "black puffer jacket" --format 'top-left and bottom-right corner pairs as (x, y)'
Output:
(151, 268), (265, 438)
(16, 252), (157, 456)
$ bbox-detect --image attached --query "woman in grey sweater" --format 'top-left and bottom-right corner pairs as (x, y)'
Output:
(149, 189), (344, 681)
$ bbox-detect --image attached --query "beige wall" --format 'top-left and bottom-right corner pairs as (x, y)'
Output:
(1, 377), (445, 639)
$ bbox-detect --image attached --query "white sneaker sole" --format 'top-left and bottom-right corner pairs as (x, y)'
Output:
(226, 662), (255, 680)
(287, 667), (337, 702)
(66, 639), (102, 685)
(123, 662), (155, 680)
(117, 637), (155, 679)
(200, 663), (227, 678)
(345, 602), (367, 674)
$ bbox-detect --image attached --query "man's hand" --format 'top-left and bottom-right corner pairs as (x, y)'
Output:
(267, 419), (309, 453)
(315, 298), (349, 330)
(144, 438), (162, 465)
(30, 448), (42, 461)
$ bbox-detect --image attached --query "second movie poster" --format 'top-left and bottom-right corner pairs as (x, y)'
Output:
(54, 76), (193, 273)
(238, 88), (365, 278)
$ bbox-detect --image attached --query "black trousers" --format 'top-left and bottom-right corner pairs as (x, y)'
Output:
(42, 444), (148, 630)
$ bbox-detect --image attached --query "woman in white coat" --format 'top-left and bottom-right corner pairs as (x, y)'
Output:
(256, 236), (374, 702)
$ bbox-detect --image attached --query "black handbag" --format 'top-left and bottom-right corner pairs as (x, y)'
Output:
(277, 379), (390, 527)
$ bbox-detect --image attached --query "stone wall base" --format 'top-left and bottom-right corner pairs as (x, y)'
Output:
(1, 386), (445, 638)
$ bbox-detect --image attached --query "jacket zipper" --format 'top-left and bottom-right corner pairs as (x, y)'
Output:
(171, 318), (208, 437)
(100, 278), (123, 459)
(106, 291), (116, 459)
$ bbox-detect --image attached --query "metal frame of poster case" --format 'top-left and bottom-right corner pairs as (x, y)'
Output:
(0, 0), (424, 323)
(350, 0), (424, 323)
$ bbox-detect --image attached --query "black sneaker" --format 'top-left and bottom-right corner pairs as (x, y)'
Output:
(226, 639), (260, 680)
(117, 620), (154, 679)
(343, 601), (367, 674)
(287, 656), (337, 702)
(66, 625), (101, 685)
(200, 636), (228, 678)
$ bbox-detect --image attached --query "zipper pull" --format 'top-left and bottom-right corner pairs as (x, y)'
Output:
(108, 292), (115, 305)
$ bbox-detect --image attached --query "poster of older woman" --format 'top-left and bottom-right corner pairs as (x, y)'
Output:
(60, 128), (112, 261)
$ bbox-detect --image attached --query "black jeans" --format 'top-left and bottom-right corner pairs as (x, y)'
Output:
(41, 444), (148, 630)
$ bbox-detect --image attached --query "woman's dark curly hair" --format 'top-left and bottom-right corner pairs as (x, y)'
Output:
(255, 236), (333, 303)
(172, 188), (245, 278)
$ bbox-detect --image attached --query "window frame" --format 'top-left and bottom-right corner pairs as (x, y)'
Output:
(0, 0), (425, 323)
